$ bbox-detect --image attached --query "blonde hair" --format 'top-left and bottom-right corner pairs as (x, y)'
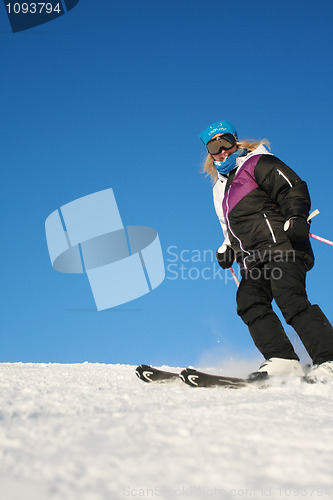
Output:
(202, 138), (271, 183)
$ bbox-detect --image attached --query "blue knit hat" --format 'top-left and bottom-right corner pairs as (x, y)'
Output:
(199, 120), (238, 146)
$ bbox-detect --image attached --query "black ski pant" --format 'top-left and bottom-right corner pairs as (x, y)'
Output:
(236, 255), (333, 365)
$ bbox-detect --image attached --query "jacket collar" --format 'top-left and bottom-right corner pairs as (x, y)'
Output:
(217, 145), (272, 181)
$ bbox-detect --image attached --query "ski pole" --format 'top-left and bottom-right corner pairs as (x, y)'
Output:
(309, 233), (333, 247)
(229, 267), (239, 288)
(306, 210), (333, 246)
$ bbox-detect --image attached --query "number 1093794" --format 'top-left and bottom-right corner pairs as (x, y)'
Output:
(6, 2), (62, 14)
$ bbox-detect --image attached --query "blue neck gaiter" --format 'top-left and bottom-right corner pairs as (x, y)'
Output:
(214, 148), (248, 175)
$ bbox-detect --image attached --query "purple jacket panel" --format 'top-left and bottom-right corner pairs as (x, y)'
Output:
(222, 154), (262, 220)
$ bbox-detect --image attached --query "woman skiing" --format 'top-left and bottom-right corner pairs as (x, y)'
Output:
(199, 120), (333, 382)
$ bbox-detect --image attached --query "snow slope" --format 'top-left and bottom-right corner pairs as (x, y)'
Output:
(0, 363), (332, 500)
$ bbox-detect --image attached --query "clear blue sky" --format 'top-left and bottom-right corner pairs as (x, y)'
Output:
(1, 0), (332, 367)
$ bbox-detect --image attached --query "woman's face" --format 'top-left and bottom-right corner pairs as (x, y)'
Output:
(210, 134), (237, 162)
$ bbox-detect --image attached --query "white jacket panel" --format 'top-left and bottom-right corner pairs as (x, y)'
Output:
(213, 177), (230, 246)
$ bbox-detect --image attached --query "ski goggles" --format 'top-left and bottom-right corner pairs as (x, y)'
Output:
(206, 133), (237, 155)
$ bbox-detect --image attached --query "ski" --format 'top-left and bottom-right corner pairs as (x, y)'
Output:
(135, 365), (268, 388)
(135, 364), (180, 383)
(180, 368), (268, 388)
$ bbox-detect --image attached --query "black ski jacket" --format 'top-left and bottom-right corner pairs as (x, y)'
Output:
(213, 146), (314, 272)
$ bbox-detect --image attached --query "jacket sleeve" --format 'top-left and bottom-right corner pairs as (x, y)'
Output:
(254, 155), (311, 220)
(213, 180), (231, 245)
